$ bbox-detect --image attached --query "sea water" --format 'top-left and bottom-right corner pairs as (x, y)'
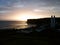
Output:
(0, 21), (36, 29)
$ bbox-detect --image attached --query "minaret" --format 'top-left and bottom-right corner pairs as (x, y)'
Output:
(50, 15), (55, 28)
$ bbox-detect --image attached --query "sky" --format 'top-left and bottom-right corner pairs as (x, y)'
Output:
(0, 0), (60, 21)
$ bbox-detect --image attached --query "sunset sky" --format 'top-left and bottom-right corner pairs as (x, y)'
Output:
(0, 0), (60, 21)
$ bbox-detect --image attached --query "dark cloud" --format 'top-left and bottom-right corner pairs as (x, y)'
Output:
(0, 0), (60, 8)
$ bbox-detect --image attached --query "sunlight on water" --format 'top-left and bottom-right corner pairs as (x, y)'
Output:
(0, 21), (36, 29)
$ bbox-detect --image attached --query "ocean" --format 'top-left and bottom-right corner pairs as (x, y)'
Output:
(0, 21), (36, 29)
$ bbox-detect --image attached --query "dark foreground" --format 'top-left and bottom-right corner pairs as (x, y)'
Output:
(0, 29), (60, 45)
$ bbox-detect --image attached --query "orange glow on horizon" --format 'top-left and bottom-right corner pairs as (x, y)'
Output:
(16, 14), (37, 21)
(14, 12), (44, 21)
(9, 10), (46, 21)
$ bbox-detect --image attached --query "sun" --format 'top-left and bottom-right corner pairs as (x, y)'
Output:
(15, 12), (43, 21)
(15, 13), (35, 21)
(18, 14), (35, 21)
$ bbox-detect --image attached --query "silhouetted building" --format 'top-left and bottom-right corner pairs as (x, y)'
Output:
(50, 15), (55, 28)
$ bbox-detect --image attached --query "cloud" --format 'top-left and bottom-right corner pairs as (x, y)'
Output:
(33, 9), (44, 12)
(0, 0), (60, 20)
